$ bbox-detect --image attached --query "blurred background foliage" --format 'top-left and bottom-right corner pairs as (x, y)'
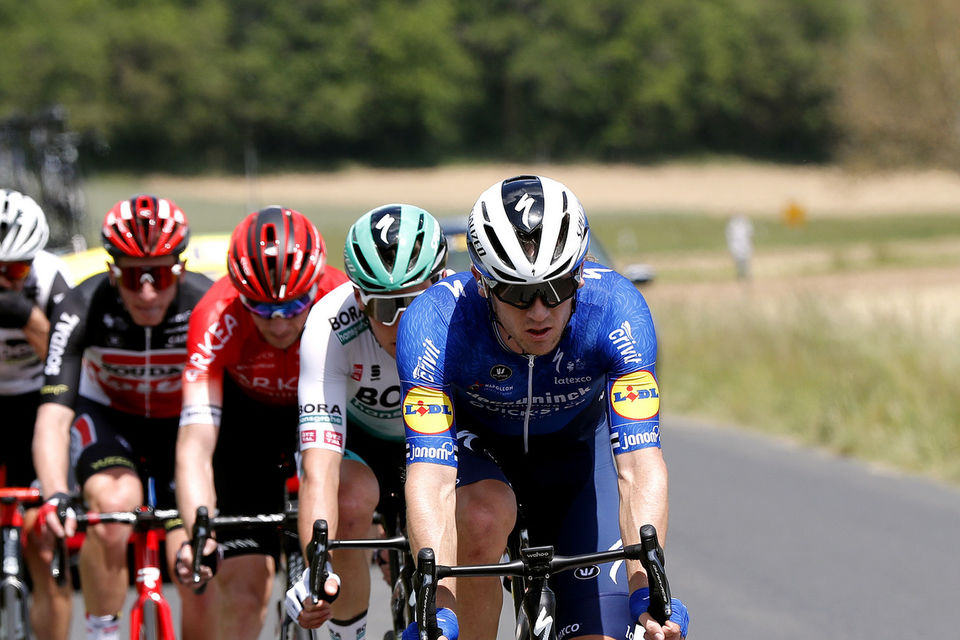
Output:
(3, 0), (954, 172)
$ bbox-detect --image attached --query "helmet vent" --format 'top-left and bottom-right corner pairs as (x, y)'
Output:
(515, 227), (542, 264)
(552, 212), (570, 263)
(405, 231), (425, 278)
(484, 224), (515, 271)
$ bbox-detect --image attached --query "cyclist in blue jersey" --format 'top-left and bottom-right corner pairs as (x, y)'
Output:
(396, 176), (688, 640)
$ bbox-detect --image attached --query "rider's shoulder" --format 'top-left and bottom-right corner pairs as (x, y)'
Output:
(190, 276), (243, 323)
(31, 250), (74, 284)
(304, 281), (357, 330)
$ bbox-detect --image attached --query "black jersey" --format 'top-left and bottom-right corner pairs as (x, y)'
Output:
(40, 271), (212, 418)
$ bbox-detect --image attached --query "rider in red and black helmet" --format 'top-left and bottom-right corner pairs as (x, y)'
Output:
(177, 206), (346, 637)
(102, 194), (190, 259)
(226, 205), (326, 303)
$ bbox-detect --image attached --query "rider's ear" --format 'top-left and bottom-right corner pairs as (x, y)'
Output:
(352, 286), (365, 310)
(471, 267), (487, 298)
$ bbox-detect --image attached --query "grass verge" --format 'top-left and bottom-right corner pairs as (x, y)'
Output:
(655, 294), (960, 485)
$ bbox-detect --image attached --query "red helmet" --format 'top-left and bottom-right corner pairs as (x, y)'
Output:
(102, 194), (190, 258)
(227, 206), (327, 302)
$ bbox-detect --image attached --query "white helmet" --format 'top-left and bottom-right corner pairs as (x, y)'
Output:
(467, 175), (590, 284)
(0, 189), (49, 261)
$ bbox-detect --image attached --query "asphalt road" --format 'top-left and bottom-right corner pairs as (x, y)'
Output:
(69, 417), (960, 638)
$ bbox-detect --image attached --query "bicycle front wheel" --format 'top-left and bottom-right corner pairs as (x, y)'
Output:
(0, 579), (30, 640)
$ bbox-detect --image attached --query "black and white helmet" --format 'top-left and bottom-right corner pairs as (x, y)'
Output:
(467, 175), (590, 284)
(0, 189), (49, 261)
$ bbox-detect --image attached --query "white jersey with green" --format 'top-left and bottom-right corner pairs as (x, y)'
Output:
(297, 281), (403, 454)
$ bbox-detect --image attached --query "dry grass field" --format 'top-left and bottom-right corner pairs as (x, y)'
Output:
(91, 161), (960, 482)
(142, 161), (960, 217)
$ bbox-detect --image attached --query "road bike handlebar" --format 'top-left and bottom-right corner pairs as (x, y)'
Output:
(639, 523), (672, 624)
(305, 518), (409, 605)
(414, 524), (673, 640)
(50, 505), (182, 586)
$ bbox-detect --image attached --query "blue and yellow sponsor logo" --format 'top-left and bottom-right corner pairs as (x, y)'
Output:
(403, 386), (454, 434)
(610, 370), (659, 420)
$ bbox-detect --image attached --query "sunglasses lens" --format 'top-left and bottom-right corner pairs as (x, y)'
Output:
(241, 293), (313, 319)
(492, 276), (579, 309)
(363, 295), (418, 326)
(115, 264), (180, 290)
(0, 261), (32, 280)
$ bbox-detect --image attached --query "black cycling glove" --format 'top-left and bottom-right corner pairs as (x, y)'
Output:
(0, 289), (34, 328)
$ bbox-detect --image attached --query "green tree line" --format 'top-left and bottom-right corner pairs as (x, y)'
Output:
(0, 0), (948, 172)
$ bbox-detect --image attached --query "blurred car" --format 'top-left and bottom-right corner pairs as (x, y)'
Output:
(58, 233), (232, 283)
(440, 219), (654, 285)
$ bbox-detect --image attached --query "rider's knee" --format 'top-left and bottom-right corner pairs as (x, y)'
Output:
(337, 487), (378, 536)
(456, 481), (515, 555)
(337, 463), (379, 536)
(83, 469), (143, 512)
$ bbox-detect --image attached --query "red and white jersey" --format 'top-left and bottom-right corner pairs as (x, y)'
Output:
(39, 270), (213, 418)
(180, 270), (347, 426)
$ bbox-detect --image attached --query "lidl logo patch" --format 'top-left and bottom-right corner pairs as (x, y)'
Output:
(403, 386), (454, 434)
(610, 371), (659, 420)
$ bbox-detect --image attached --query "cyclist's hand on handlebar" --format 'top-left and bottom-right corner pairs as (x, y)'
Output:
(284, 566), (341, 629)
(285, 566), (341, 628)
(175, 538), (222, 591)
(401, 607), (459, 640)
(37, 492), (77, 539)
(630, 588), (690, 640)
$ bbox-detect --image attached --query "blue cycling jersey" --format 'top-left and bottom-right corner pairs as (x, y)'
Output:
(396, 264), (660, 467)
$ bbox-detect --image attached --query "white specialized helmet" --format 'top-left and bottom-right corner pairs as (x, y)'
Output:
(0, 189), (49, 261)
(467, 175), (590, 284)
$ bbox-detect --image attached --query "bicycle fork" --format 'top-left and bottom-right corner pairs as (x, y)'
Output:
(128, 528), (175, 640)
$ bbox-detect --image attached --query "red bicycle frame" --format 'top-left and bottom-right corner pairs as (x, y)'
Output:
(67, 506), (178, 640)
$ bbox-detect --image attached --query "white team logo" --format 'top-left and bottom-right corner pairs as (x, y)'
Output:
(515, 193), (536, 229)
(533, 608), (554, 639)
(375, 214), (395, 244)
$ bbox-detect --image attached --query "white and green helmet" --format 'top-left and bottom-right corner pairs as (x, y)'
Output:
(343, 204), (448, 293)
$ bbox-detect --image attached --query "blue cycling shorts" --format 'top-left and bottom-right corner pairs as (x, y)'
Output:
(455, 421), (635, 640)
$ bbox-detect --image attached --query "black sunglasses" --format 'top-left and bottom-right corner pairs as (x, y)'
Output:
(488, 274), (580, 309)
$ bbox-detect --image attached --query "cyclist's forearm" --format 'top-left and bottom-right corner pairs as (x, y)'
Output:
(297, 450), (341, 557)
(23, 306), (50, 360)
(33, 402), (74, 496)
(405, 462), (458, 605)
(175, 422), (218, 533)
(616, 447), (669, 592)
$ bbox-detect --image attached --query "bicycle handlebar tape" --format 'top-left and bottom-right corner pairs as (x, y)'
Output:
(639, 524), (672, 624)
(191, 506), (211, 587)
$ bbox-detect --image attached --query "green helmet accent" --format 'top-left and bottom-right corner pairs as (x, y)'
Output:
(343, 204), (448, 293)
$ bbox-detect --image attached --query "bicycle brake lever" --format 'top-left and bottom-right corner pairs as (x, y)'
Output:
(307, 519), (337, 604)
(191, 506), (211, 588)
(639, 524), (672, 624)
(51, 534), (68, 586)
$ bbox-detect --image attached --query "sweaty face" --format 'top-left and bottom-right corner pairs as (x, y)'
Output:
(249, 307), (311, 349)
(112, 255), (180, 327)
(488, 290), (574, 356)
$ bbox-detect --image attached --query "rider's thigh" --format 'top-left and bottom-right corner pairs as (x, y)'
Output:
(216, 554), (275, 610)
(338, 459), (379, 534)
(455, 478), (516, 559)
(82, 467), (143, 512)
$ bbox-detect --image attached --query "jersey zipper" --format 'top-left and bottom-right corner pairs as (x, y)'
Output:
(523, 354), (535, 454)
(144, 327), (152, 418)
